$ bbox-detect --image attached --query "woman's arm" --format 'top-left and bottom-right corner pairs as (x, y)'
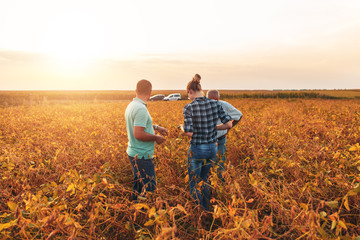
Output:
(182, 105), (194, 137)
(179, 124), (193, 137)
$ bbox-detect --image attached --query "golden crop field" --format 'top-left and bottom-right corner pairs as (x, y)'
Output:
(0, 98), (360, 239)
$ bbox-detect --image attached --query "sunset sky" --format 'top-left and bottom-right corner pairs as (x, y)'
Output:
(1, 0), (360, 90)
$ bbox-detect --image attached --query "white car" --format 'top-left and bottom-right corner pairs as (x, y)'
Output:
(163, 93), (181, 101)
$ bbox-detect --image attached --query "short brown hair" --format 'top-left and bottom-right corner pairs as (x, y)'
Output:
(206, 89), (219, 99)
(136, 79), (152, 95)
(186, 74), (202, 93)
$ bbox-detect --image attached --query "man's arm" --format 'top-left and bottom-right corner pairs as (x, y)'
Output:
(134, 126), (165, 144)
(217, 121), (232, 130)
(217, 102), (232, 130)
(231, 115), (242, 128)
(220, 100), (242, 118)
(221, 100), (242, 132)
(153, 125), (168, 136)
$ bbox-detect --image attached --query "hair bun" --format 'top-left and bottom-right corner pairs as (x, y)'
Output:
(192, 73), (201, 83)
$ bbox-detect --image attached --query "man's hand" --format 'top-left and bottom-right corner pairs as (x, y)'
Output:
(226, 119), (241, 134)
(157, 126), (168, 136)
(134, 126), (166, 144)
(155, 135), (166, 144)
(217, 121), (232, 130)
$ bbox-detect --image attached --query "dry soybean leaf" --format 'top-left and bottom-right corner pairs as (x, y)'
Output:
(0, 220), (17, 232)
(338, 220), (347, 230)
(185, 174), (189, 183)
(343, 196), (350, 211)
(7, 201), (17, 211)
(349, 143), (360, 151)
(319, 211), (327, 218)
(101, 178), (108, 185)
(148, 207), (156, 218)
(133, 203), (149, 211)
(331, 220), (337, 230)
(176, 204), (188, 215)
(246, 198), (254, 203)
(144, 219), (155, 226)
(241, 219), (252, 229)
(349, 146), (358, 151)
(300, 203), (308, 211)
(325, 201), (338, 208)
(66, 183), (75, 195)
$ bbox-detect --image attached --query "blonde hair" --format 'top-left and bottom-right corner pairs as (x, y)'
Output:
(187, 74), (202, 92)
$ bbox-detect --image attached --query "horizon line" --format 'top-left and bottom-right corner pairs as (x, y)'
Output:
(0, 88), (359, 92)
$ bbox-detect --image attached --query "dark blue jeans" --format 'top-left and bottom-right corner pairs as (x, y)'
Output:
(216, 136), (227, 182)
(187, 143), (217, 211)
(128, 155), (156, 200)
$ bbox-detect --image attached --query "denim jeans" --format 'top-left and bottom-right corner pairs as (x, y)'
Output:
(216, 136), (227, 182)
(128, 155), (156, 200)
(187, 142), (217, 211)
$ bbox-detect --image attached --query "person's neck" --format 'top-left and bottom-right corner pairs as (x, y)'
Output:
(193, 91), (203, 98)
(136, 94), (149, 102)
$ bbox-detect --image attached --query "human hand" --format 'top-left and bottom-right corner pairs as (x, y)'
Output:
(178, 124), (184, 132)
(155, 135), (166, 144)
(178, 124), (193, 137)
(157, 126), (168, 136)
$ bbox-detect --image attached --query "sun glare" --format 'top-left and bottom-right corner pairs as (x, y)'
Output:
(41, 8), (107, 67)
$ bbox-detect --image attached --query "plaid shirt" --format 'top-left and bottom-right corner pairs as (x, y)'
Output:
(183, 97), (231, 145)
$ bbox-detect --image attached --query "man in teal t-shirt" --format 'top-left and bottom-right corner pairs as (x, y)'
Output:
(125, 79), (168, 200)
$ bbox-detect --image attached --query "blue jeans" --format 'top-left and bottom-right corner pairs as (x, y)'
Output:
(128, 155), (156, 200)
(187, 143), (217, 211)
(216, 136), (227, 182)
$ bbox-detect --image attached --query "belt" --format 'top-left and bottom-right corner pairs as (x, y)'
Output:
(217, 135), (226, 141)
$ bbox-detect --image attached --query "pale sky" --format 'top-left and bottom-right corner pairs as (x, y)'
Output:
(0, 0), (360, 90)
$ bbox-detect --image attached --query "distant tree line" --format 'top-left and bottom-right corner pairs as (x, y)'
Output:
(221, 92), (340, 99)
(0, 90), (355, 107)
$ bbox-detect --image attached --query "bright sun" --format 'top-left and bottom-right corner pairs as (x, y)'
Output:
(41, 8), (107, 70)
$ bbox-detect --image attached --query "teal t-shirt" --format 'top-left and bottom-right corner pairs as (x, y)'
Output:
(125, 98), (155, 158)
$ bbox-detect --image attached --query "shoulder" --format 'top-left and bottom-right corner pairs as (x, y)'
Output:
(132, 100), (148, 114)
(183, 103), (192, 112)
(212, 99), (223, 107)
(125, 101), (135, 113)
(219, 100), (230, 106)
(219, 100), (236, 109)
(205, 98), (218, 105)
(205, 97), (217, 103)
(128, 100), (145, 111)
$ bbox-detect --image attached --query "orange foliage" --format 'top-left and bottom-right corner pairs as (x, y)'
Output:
(0, 99), (359, 239)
